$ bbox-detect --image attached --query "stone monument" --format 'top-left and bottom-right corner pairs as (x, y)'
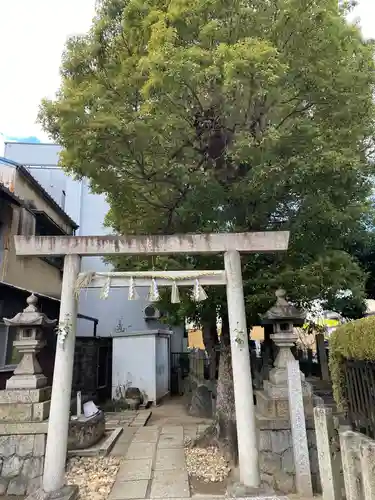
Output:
(0, 294), (55, 495)
(255, 290), (320, 494)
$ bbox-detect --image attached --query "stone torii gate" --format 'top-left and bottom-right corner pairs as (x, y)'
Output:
(15, 231), (289, 497)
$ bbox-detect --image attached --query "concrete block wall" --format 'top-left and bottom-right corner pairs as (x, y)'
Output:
(0, 432), (46, 496)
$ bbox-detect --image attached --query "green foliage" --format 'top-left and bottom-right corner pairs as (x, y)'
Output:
(39, 0), (375, 325)
(348, 230), (375, 300)
(329, 316), (375, 407)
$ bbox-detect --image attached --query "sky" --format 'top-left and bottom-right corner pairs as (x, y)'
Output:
(0, 0), (374, 154)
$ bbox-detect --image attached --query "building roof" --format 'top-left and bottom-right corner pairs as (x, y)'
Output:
(0, 157), (78, 230)
(0, 182), (22, 207)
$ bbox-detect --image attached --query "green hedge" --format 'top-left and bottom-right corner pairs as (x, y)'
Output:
(329, 315), (375, 408)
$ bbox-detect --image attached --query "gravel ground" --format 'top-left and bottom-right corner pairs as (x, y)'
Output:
(185, 446), (230, 482)
(66, 457), (121, 500)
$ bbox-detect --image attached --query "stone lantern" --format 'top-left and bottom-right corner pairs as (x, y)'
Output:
(261, 289), (306, 387)
(257, 289), (313, 418)
(3, 293), (57, 390)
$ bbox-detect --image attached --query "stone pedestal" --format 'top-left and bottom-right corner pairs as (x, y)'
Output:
(0, 388), (51, 423)
(256, 334), (314, 419)
(257, 366), (314, 419)
(256, 385), (314, 419)
(6, 339), (47, 390)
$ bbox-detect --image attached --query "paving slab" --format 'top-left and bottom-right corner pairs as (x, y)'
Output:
(106, 411), (137, 418)
(116, 427), (138, 442)
(143, 425), (160, 431)
(126, 442), (156, 459)
(133, 428), (160, 443)
(161, 425), (184, 435)
(117, 458), (152, 481)
(130, 410), (152, 427)
(150, 469), (190, 498)
(109, 479), (149, 500)
(197, 424), (211, 434)
(190, 497), (289, 500)
(231, 497), (290, 500)
(184, 425), (198, 435)
(1, 497), (25, 500)
(154, 448), (186, 470)
(110, 441), (132, 457)
(158, 434), (184, 449)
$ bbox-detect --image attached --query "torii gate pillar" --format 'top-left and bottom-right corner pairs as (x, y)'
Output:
(43, 255), (81, 493)
(225, 250), (259, 486)
(14, 231), (289, 496)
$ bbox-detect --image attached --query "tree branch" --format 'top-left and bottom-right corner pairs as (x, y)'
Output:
(162, 94), (196, 128)
(135, 189), (170, 210)
(183, 82), (204, 112)
(163, 158), (206, 231)
(275, 102), (315, 129)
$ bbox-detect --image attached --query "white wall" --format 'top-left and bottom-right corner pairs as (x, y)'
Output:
(155, 336), (169, 400)
(112, 335), (156, 402)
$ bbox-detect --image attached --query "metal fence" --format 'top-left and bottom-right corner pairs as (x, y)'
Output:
(344, 359), (375, 439)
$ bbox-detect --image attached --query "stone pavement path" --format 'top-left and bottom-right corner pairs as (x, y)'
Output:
(106, 401), (290, 500)
(105, 410), (152, 429)
(109, 425), (190, 500)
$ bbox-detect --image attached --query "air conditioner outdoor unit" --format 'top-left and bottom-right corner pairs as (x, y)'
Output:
(144, 305), (161, 320)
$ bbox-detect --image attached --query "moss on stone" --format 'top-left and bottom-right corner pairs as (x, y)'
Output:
(329, 315), (375, 408)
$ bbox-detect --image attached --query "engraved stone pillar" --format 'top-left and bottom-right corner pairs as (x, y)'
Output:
(340, 430), (363, 500)
(360, 437), (375, 500)
(287, 360), (313, 497)
(313, 406), (343, 500)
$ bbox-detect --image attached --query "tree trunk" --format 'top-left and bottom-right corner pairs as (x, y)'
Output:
(215, 316), (238, 463)
(193, 316), (237, 464)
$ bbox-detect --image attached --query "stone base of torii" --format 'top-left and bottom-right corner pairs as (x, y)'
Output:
(13, 231), (289, 499)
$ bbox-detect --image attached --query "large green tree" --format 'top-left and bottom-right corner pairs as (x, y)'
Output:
(39, 0), (375, 458)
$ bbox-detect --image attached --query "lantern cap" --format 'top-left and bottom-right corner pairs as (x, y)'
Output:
(3, 293), (57, 328)
(261, 289), (305, 326)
